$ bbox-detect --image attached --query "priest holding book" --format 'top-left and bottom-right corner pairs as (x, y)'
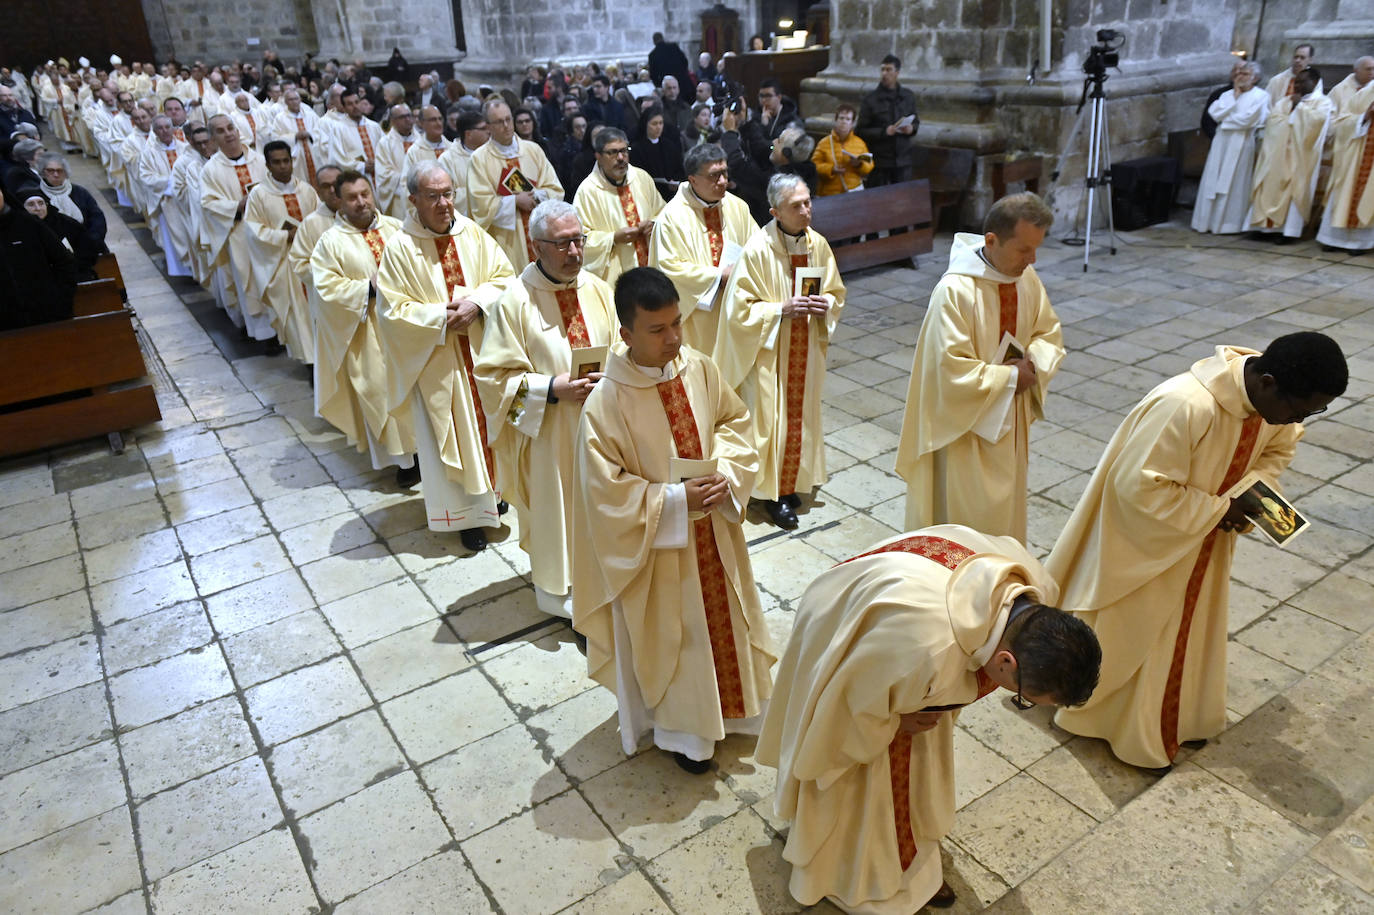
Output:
(467, 98), (563, 270)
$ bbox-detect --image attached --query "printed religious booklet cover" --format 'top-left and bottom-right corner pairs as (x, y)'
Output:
(1224, 472), (1311, 548)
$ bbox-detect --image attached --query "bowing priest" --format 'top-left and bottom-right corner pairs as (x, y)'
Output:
(437, 111), (488, 218)
(572, 266), (774, 774)
(716, 173), (845, 531)
(375, 103), (418, 219)
(648, 143), (756, 357)
(309, 168), (419, 484)
(1048, 333), (1347, 772)
(1316, 74), (1374, 252)
(467, 98), (563, 270)
(475, 201), (618, 619)
(895, 192), (1063, 542)
(1248, 68), (1332, 241)
(273, 88), (327, 186)
(136, 113), (191, 277)
(573, 127), (663, 287)
(243, 140), (320, 361)
(376, 160), (517, 551)
(757, 525), (1100, 914)
(200, 113), (271, 338)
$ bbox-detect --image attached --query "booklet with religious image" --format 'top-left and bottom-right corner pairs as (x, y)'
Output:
(569, 345), (607, 381)
(501, 166), (535, 195)
(994, 331), (1025, 364)
(669, 457), (717, 483)
(793, 267), (825, 299)
(697, 241), (745, 312)
(1224, 471), (1310, 547)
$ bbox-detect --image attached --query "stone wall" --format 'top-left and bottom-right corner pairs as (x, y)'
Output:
(139, 0), (316, 66)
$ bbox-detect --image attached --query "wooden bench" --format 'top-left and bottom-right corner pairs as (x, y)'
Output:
(811, 178), (934, 273)
(910, 144), (975, 231)
(93, 251), (127, 302)
(0, 277), (162, 458)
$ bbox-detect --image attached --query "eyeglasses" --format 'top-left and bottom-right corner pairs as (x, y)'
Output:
(599, 146), (631, 158)
(1010, 662), (1035, 711)
(535, 234), (587, 252)
(694, 168), (730, 183)
(1281, 392), (1327, 421)
(416, 190), (456, 203)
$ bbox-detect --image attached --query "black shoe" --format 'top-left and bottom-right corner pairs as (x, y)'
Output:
(571, 629), (587, 655)
(460, 527), (488, 552)
(762, 498), (798, 530)
(671, 752), (712, 774)
(782, 492), (802, 509)
(1321, 244), (1342, 253)
(497, 500), (509, 515)
(926, 881), (957, 909)
(395, 463), (420, 488)
(263, 339), (285, 355)
(1274, 235), (1297, 245)
(1181, 738), (1208, 750)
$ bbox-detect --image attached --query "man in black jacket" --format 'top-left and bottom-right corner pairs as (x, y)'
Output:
(0, 85), (37, 139)
(857, 54), (919, 187)
(648, 32), (693, 91)
(0, 190), (77, 330)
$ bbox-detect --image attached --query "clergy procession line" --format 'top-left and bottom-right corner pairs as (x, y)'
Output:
(16, 54), (1358, 915)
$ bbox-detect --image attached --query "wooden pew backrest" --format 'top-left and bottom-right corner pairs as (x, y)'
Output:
(811, 178), (935, 273)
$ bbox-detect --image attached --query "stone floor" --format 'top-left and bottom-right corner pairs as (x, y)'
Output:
(1, 146), (1372, 915)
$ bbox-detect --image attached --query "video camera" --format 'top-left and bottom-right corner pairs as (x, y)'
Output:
(1083, 29), (1123, 79)
(711, 79), (747, 119)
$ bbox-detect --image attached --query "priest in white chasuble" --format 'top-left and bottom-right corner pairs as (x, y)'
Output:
(403, 107), (453, 209)
(1048, 334), (1346, 771)
(289, 163), (344, 362)
(757, 526), (1100, 915)
(467, 98), (563, 270)
(116, 104), (153, 222)
(375, 103), (418, 220)
(272, 88), (328, 187)
(200, 114), (271, 337)
(326, 87), (384, 183)
(171, 125), (214, 285)
(1191, 61), (1269, 235)
(648, 142), (756, 358)
(573, 127), (663, 288)
(243, 140), (320, 361)
(895, 192), (1064, 542)
(309, 169), (418, 481)
(438, 110), (489, 218)
(716, 173), (844, 531)
(376, 161), (517, 551)
(136, 113), (191, 277)
(227, 93), (265, 150)
(571, 266), (774, 774)
(1316, 77), (1374, 252)
(475, 201), (617, 620)
(1248, 68), (1333, 239)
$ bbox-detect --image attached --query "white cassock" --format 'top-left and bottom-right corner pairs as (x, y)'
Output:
(289, 203), (338, 366)
(243, 176), (321, 360)
(437, 143), (476, 216)
(271, 106), (328, 186)
(375, 128), (419, 219)
(200, 149), (272, 336)
(137, 137), (192, 275)
(1192, 86), (1269, 234)
(171, 152), (211, 283)
(325, 114), (384, 181)
(112, 124), (144, 212)
(1248, 92), (1334, 237)
(1316, 81), (1374, 251)
(467, 137), (564, 269)
(228, 107), (264, 150)
(376, 213), (517, 532)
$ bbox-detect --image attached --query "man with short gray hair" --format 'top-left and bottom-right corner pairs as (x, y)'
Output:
(136, 113), (191, 276)
(467, 98), (563, 269)
(475, 200), (618, 616)
(375, 103), (418, 218)
(896, 192), (1064, 542)
(573, 126), (663, 287)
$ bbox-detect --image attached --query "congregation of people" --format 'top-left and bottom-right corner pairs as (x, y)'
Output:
(1193, 45), (1374, 252)
(0, 37), (1357, 915)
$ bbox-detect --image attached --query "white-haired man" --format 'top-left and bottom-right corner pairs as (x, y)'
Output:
(137, 113), (192, 276)
(375, 103), (418, 218)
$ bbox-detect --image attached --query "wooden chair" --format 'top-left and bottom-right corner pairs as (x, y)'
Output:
(811, 178), (935, 273)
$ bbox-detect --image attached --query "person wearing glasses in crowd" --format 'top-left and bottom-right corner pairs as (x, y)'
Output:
(467, 98), (563, 270)
(1047, 332), (1346, 773)
(573, 127), (663, 288)
(475, 201), (617, 619)
(757, 524), (1101, 914)
(375, 160), (517, 552)
(648, 143), (757, 359)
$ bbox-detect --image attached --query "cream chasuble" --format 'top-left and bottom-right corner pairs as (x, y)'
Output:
(1317, 81), (1374, 250)
(118, 130), (152, 218)
(1265, 69), (1322, 107)
(171, 152), (210, 283)
(375, 128), (419, 219)
(572, 344), (774, 760)
(200, 149), (271, 335)
(327, 114), (383, 177)
(376, 213), (516, 530)
(437, 143), (476, 216)
(894, 234), (1064, 542)
(716, 221), (845, 502)
(474, 263), (618, 610)
(271, 106), (327, 186)
(573, 164), (664, 287)
(289, 203), (337, 363)
(137, 137), (192, 276)
(1249, 93), (1333, 236)
(648, 182), (757, 357)
(756, 525), (1044, 914)
(243, 177), (320, 361)
(1048, 347), (1300, 768)
(466, 138), (563, 269)
(310, 212), (417, 463)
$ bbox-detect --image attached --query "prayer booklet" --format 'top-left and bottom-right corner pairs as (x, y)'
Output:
(793, 267), (825, 299)
(669, 457), (717, 482)
(696, 241), (745, 312)
(894, 114), (916, 130)
(994, 331), (1024, 364)
(1224, 472), (1310, 547)
(569, 345), (607, 381)
(502, 167), (535, 194)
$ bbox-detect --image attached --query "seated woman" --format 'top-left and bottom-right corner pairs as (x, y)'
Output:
(22, 190), (100, 281)
(33, 153), (107, 259)
(812, 103), (874, 196)
(629, 104), (684, 201)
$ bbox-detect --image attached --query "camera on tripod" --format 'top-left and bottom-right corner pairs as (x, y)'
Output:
(1083, 29), (1123, 78)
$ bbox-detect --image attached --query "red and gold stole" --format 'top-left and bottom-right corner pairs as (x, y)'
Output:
(654, 373), (746, 719)
(496, 154), (537, 263)
(232, 163), (252, 197)
(701, 204), (724, 266)
(1160, 413), (1263, 760)
(245, 112), (256, 144)
(404, 138), (414, 153)
(778, 250), (811, 497)
(295, 116), (316, 184)
(357, 121), (374, 166)
(616, 183), (649, 266)
(433, 233), (496, 483)
(362, 228), (386, 265)
(1347, 132), (1374, 229)
(165, 148), (178, 168)
(173, 127), (185, 143)
(283, 193), (303, 222)
(997, 282), (1017, 340)
(554, 287), (590, 348)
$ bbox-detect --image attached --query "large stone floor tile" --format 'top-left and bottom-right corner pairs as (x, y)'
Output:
(120, 695), (256, 800)
(524, 686), (627, 784)
(149, 827), (317, 914)
(0, 806), (141, 915)
(244, 655), (371, 746)
(1310, 793), (1374, 895)
(90, 559), (198, 625)
(423, 723), (568, 839)
(482, 632), (597, 716)
(0, 634), (102, 712)
(350, 619), (473, 701)
(220, 608), (341, 687)
(333, 849), (493, 914)
(318, 576), (436, 648)
(270, 710), (405, 817)
(559, 870), (674, 915)
(0, 739), (126, 854)
(951, 696), (1069, 769)
(203, 568), (316, 636)
(0, 552), (84, 612)
(109, 646), (234, 729)
(100, 599), (214, 674)
(949, 773), (1096, 886)
(1, 590), (93, 656)
(1252, 856), (1374, 914)
(381, 667), (517, 766)
(0, 683), (111, 777)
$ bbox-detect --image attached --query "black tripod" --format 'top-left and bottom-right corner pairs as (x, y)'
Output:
(1056, 73), (1118, 272)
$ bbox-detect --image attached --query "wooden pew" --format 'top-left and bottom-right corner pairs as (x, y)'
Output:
(93, 251), (127, 302)
(810, 178), (934, 273)
(0, 281), (161, 458)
